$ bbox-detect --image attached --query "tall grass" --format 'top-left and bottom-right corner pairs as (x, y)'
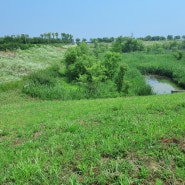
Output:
(123, 51), (185, 88)
(0, 45), (66, 84)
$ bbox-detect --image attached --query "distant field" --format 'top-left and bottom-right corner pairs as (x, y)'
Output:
(0, 45), (68, 84)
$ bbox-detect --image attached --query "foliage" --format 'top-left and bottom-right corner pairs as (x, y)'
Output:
(124, 68), (153, 96)
(173, 51), (183, 60)
(123, 51), (185, 89)
(22, 65), (61, 98)
(115, 64), (127, 92)
(0, 32), (74, 51)
(112, 36), (145, 53)
(102, 51), (123, 80)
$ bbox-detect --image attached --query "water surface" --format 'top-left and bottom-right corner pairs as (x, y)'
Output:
(145, 75), (183, 94)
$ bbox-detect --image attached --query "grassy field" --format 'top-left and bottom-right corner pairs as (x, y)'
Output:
(0, 45), (68, 84)
(0, 44), (185, 184)
(0, 90), (185, 184)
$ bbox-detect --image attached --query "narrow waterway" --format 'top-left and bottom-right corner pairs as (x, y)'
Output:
(145, 75), (183, 94)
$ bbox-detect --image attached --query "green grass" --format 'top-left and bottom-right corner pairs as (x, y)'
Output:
(1, 43), (185, 184)
(0, 45), (68, 84)
(123, 51), (185, 88)
(1, 91), (185, 184)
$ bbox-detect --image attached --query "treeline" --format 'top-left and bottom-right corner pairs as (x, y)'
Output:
(89, 35), (185, 43)
(0, 32), (74, 51)
(139, 35), (185, 41)
(1, 32), (185, 51)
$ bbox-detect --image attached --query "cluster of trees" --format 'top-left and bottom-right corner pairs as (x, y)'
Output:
(63, 42), (127, 94)
(112, 37), (145, 53)
(90, 37), (115, 43)
(1, 31), (185, 55)
(0, 32), (74, 51)
(110, 36), (185, 54)
(139, 35), (185, 41)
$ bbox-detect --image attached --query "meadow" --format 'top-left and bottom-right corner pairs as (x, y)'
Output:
(1, 90), (185, 184)
(0, 45), (68, 84)
(0, 40), (185, 184)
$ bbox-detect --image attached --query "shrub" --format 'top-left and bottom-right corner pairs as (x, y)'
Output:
(124, 69), (152, 96)
(115, 64), (127, 92)
(22, 65), (61, 97)
(102, 51), (123, 80)
(112, 37), (145, 53)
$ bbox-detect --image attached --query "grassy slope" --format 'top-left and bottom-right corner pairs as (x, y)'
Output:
(0, 91), (185, 184)
(0, 45), (68, 84)
(0, 44), (185, 184)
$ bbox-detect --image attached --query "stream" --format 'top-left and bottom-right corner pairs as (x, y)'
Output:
(145, 75), (183, 94)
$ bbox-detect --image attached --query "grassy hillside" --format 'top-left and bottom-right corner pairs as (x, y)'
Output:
(0, 45), (69, 84)
(0, 90), (185, 184)
(0, 42), (185, 184)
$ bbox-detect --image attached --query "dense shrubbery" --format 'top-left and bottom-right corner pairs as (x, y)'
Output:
(112, 37), (145, 53)
(21, 37), (185, 100)
(22, 42), (153, 100)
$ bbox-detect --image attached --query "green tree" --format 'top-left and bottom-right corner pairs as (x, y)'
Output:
(112, 37), (144, 53)
(112, 36), (124, 53)
(52, 32), (55, 39)
(121, 37), (144, 52)
(55, 32), (59, 39)
(102, 51), (123, 80)
(40, 34), (44, 39)
(61, 33), (74, 44)
(167, 35), (173, 40)
(174, 35), (181, 40)
(82, 38), (87, 42)
(115, 65), (127, 92)
(75, 38), (80, 44)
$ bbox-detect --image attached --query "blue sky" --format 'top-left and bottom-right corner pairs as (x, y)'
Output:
(1, 0), (185, 40)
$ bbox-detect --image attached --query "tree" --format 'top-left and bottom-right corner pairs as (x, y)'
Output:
(40, 34), (44, 39)
(61, 33), (74, 44)
(112, 37), (144, 53)
(167, 35), (173, 40)
(144, 35), (152, 41)
(115, 65), (127, 92)
(64, 47), (78, 68)
(82, 38), (87, 42)
(55, 32), (58, 39)
(174, 35), (181, 40)
(112, 36), (125, 53)
(102, 51), (123, 80)
(21, 34), (29, 44)
(75, 38), (80, 44)
(52, 32), (55, 39)
(122, 37), (145, 52)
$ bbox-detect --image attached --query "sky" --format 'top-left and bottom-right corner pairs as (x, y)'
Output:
(1, 0), (185, 40)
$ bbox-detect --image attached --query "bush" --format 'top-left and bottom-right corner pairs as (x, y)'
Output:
(115, 65), (127, 92)
(112, 37), (145, 53)
(124, 69), (152, 96)
(22, 65), (61, 97)
(102, 51), (123, 80)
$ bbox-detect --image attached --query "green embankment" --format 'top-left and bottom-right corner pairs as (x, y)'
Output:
(0, 91), (185, 184)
